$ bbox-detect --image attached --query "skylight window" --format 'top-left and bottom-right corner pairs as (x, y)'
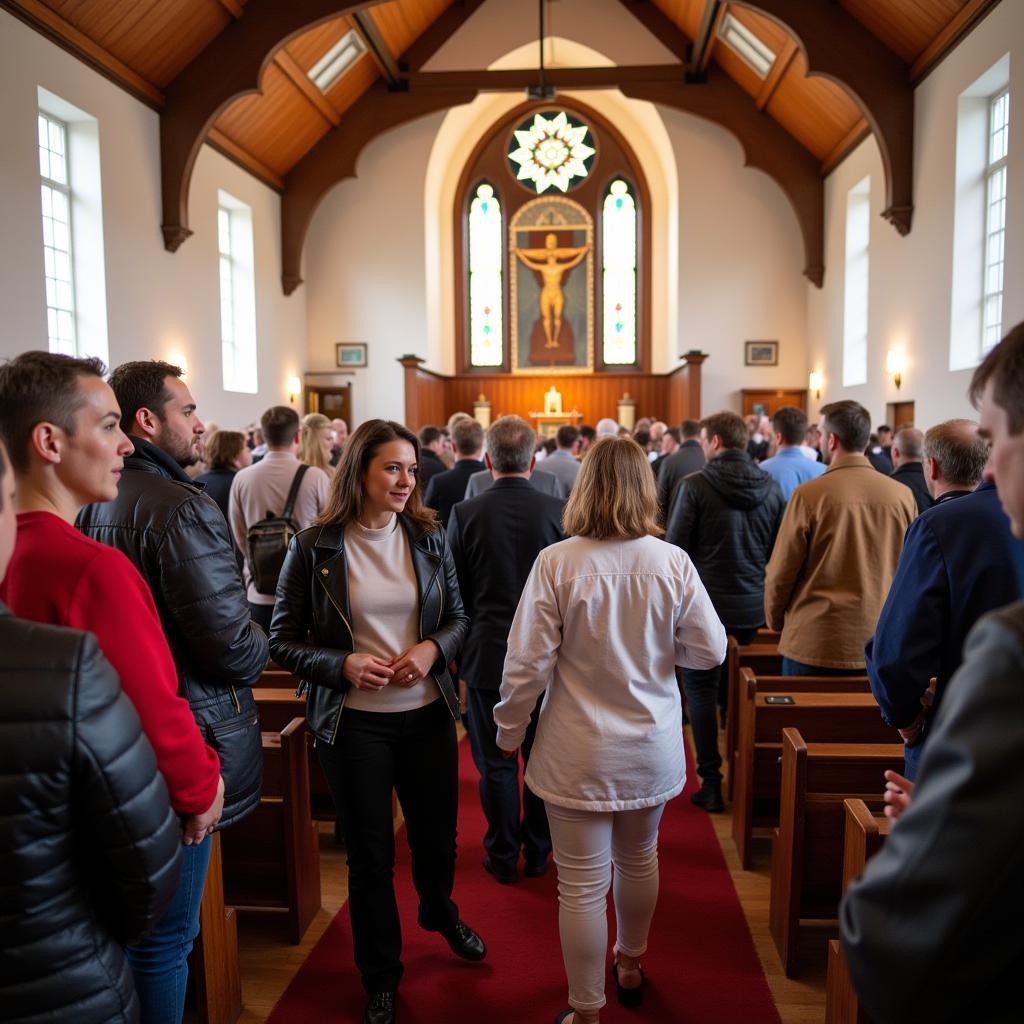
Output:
(718, 12), (776, 78)
(308, 29), (366, 93)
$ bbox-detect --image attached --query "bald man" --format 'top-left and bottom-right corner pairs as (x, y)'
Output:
(890, 426), (932, 515)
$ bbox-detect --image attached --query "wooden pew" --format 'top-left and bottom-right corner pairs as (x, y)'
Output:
(825, 800), (891, 1024)
(731, 675), (884, 869)
(769, 728), (903, 977)
(723, 636), (782, 797)
(189, 832), (242, 1024)
(221, 718), (322, 943)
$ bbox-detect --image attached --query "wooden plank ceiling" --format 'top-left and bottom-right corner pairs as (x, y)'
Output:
(9, 0), (992, 189)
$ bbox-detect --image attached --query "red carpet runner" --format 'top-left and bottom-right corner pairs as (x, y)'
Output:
(268, 737), (780, 1023)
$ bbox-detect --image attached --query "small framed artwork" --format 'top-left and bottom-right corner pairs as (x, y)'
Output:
(745, 340), (778, 367)
(336, 342), (368, 369)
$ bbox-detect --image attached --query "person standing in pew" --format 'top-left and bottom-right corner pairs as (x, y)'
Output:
(864, 418), (1022, 780)
(0, 353), (226, 1024)
(0, 438), (184, 1024)
(495, 438), (727, 1024)
(270, 419), (484, 1024)
(76, 359), (268, 1023)
(840, 321), (1024, 1024)
(665, 411), (784, 812)
(764, 400), (915, 676)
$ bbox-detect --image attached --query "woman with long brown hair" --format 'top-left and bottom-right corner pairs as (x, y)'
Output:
(495, 438), (726, 1024)
(269, 419), (484, 1024)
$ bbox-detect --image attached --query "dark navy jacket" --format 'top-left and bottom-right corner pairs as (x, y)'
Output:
(864, 481), (1024, 775)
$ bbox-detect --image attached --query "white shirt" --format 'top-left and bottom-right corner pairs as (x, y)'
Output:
(494, 535), (726, 811)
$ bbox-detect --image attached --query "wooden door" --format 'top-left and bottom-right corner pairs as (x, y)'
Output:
(885, 401), (915, 429)
(741, 389), (808, 417)
(305, 384), (352, 424)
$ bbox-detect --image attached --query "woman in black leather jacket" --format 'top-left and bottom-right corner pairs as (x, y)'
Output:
(270, 419), (483, 1024)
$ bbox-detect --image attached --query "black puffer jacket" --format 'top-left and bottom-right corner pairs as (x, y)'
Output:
(0, 605), (181, 1023)
(77, 438), (268, 827)
(269, 516), (469, 744)
(665, 449), (784, 631)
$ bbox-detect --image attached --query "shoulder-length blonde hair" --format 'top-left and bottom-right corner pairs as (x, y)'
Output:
(562, 437), (662, 539)
(298, 413), (333, 473)
(317, 419), (437, 532)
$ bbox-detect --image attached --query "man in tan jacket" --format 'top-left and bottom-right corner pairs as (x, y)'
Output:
(764, 400), (916, 673)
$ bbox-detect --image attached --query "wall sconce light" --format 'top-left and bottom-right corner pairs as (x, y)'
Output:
(886, 350), (906, 391)
(287, 376), (302, 403)
(170, 353), (189, 377)
(808, 372), (822, 400)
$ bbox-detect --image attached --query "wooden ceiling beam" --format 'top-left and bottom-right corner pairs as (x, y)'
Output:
(612, 0), (689, 63)
(352, 9), (403, 89)
(399, 0), (489, 73)
(755, 37), (797, 111)
(404, 65), (685, 91)
(820, 117), (870, 176)
(911, 0), (1002, 85)
(273, 49), (341, 127)
(280, 82), (477, 295)
(729, 0), (914, 235)
(206, 127), (284, 190)
(159, 0), (385, 253)
(213, 0), (244, 20)
(1, 0), (164, 108)
(624, 73), (825, 287)
(687, 0), (722, 79)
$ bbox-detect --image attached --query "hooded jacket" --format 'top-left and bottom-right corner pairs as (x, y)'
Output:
(664, 449), (784, 631)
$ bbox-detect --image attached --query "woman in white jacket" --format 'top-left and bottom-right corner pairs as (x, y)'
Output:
(493, 437), (726, 1024)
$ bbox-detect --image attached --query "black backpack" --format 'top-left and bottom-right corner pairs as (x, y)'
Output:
(246, 464), (310, 596)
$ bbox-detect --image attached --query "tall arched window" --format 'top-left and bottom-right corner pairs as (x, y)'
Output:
(457, 100), (648, 374)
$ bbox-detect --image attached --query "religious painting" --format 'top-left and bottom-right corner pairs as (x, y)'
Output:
(509, 196), (593, 374)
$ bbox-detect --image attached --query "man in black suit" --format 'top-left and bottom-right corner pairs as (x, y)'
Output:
(890, 426), (933, 515)
(447, 415), (566, 884)
(416, 425), (448, 491)
(656, 418), (707, 523)
(423, 417), (485, 526)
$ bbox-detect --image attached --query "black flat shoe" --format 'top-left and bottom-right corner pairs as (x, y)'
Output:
(612, 959), (645, 1007)
(690, 785), (724, 813)
(363, 989), (396, 1024)
(482, 854), (518, 885)
(439, 919), (487, 961)
(523, 856), (550, 878)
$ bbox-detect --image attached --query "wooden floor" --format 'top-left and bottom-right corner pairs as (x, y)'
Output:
(224, 730), (828, 1023)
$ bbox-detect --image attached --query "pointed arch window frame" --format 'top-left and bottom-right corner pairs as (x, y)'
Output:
(467, 179), (506, 369)
(455, 98), (651, 376)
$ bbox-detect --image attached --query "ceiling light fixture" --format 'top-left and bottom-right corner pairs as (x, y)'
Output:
(308, 30), (366, 93)
(718, 12), (776, 79)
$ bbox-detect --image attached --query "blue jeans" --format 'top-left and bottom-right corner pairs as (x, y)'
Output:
(781, 657), (866, 677)
(127, 836), (212, 1024)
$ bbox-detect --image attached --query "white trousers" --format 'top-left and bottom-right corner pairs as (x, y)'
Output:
(545, 801), (665, 1011)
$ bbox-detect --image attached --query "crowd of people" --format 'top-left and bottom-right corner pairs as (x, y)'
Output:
(0, 323), (1022, 1024)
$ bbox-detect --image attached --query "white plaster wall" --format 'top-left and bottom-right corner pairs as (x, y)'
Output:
(807, 1), (1024, 430)
(0, 9), (305, 430)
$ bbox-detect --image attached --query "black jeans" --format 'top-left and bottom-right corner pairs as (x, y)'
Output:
(316, 698), (460, 994)
(682, 628), (757, 789)
(465, 686), (550, 872)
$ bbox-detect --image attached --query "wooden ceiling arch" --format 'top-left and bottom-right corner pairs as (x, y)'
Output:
(159, 0), (386, 253)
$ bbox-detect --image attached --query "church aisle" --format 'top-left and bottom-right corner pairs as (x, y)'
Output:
(249, 734), (781, 1023)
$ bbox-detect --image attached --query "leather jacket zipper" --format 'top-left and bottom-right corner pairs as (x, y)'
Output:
(317, 572), (353, 745)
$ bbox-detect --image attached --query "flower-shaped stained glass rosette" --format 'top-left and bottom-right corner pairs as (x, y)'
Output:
(508, 111), (596, 194)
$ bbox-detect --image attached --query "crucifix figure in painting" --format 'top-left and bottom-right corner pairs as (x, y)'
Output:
(513, 233), (591, 348)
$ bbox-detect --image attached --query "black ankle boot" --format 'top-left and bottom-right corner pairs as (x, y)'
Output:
(690, 784), (724, 813)
(364, 990), (396, 1024)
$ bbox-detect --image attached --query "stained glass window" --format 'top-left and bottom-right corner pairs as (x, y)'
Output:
(468, 182), (504, 367)
(508, 111), (595, 194)
(601, 180), (637, 365)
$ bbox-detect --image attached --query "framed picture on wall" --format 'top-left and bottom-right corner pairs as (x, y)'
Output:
(745, 340), (778, 366)
(336, 342), (368, 368)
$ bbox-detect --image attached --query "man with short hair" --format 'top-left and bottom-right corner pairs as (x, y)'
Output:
(229, 405), (330, 630)
(0, 352), (226, 1020)
(424, 417), (485, 526)
(877, 423), (894, 460)
(890, 426), (933, 514)
(657, 418), (706, 522)
(647, 421), (667, 462)
(758, 406), (826, 501)
(841, 322), (1024, 1023)
(652, 426), (680, 477)
(765, 400), (916, 674)
(745, 414), (770, 462)
(447, 416), (566, 884)
(666, 411), (784, 811)
(866, 432), (894, 474)
(532, 423), (581, 492)
(328, 417), (348, 467)
(864, 418), (1019, 779)
(417, 425), (448, 490)
(595, 417), (619, 439)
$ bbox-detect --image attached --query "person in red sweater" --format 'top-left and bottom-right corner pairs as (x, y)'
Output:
(0, 351), (223, 1023)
